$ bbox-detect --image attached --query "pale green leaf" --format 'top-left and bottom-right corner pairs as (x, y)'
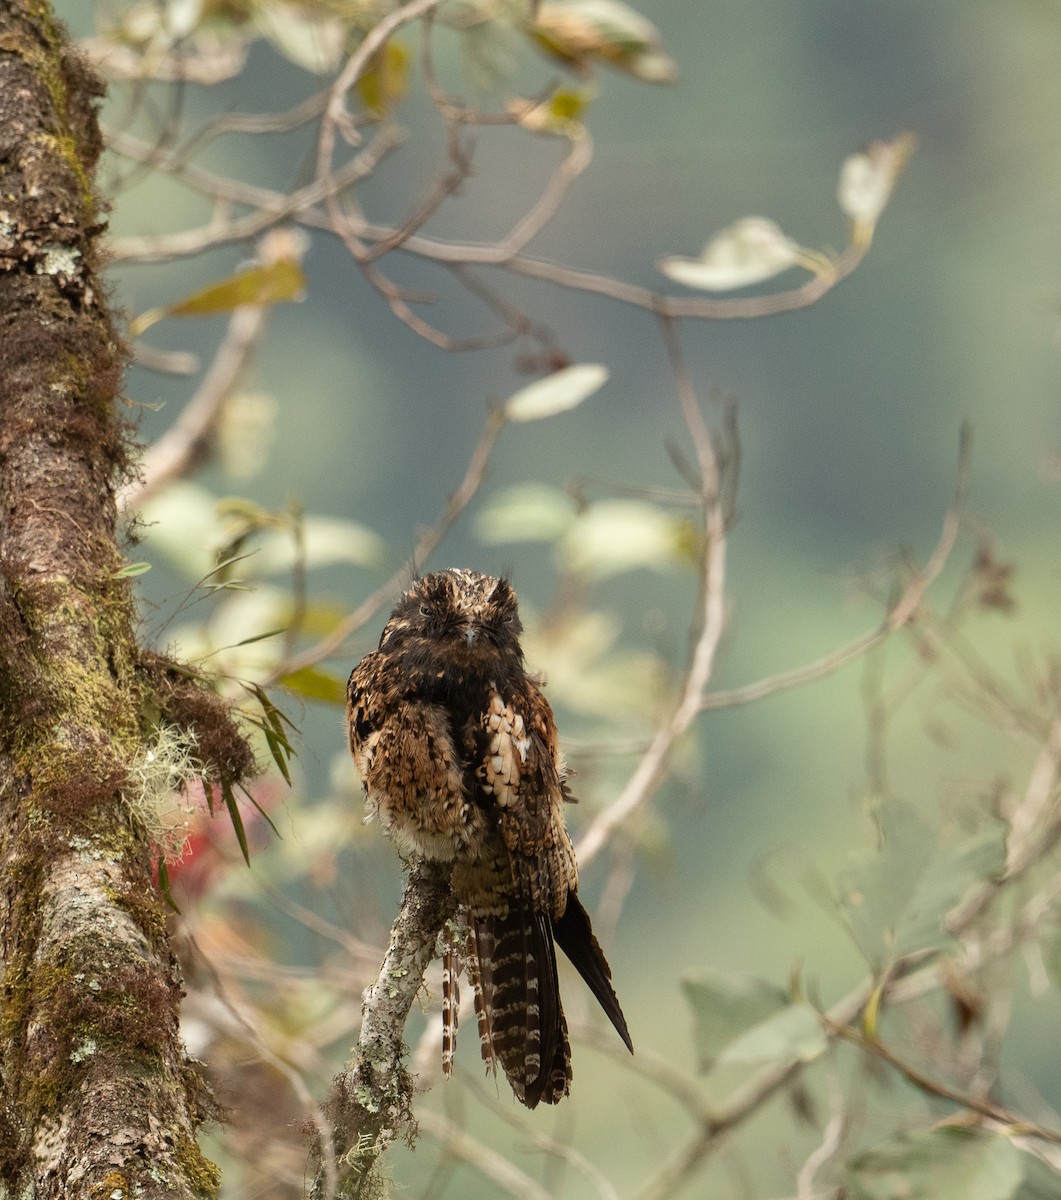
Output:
(254, 3), (345, 73)
(114, 561), (152, 578)
(844, 1128), (1024, 1200)
(532, 0), (677, 82)
(136, 482), (222, 578)
(561, 499), (685, 577)
(681, 969), (788, 1069)
(716, 1002), (826, 1066)
(252, 517), (385, 574)
(475, 484), (575, 544)
(659, 217), (803, 292)
(505, 364), (608, 422)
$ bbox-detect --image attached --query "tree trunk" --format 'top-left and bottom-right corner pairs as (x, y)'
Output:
(0, 3), (219, 1194)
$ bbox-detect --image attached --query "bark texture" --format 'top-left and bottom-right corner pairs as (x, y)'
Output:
(0, 4), (219, 1195)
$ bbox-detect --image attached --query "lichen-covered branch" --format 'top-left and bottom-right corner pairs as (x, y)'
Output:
(313, 859), (456, 1199)
(0, 3), (229, 1195)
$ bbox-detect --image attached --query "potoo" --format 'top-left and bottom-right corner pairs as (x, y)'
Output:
(346, 568), (632, 1107)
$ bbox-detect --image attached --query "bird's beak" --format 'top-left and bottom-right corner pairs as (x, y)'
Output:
(465, 624), (478, 649)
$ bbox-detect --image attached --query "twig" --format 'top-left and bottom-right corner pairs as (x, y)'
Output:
(699, 422), (972, 713)
(827, 1022), (1061, 1143)
(119, 303), (268, 513)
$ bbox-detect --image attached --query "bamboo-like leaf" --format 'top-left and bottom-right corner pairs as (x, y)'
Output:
(113, 561), (152, 578)
(231, 627), (289, 649)
(156, 857), (181, 914)
(238, 783), (281, 839)
(221, 779), (251, 866)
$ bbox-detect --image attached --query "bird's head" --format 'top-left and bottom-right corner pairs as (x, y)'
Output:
(379, 568), (524, 680)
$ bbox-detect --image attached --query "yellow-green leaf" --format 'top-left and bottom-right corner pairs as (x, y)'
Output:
(131, 260), (306, 335)
(357, 40), (409, 115)
(280, 666), (346, 706)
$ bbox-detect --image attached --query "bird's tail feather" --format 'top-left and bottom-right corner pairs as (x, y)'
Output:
(467, 910), (571, 1107)
(554, 893), (633, 1053)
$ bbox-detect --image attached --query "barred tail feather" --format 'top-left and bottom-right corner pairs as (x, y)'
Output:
(441, 945), (460, 1079)
(467, 910), (571, 1107)
(554, 893), (633, 1053)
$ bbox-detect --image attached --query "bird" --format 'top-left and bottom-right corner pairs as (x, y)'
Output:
(346, 568), (632, 1107)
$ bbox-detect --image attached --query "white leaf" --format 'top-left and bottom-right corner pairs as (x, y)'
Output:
(659, 217), (802, 291)
(838, 132), (916, 234)
(504, 364), (608, 422)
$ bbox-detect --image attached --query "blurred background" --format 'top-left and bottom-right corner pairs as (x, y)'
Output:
(53, 1), (1061, 1195)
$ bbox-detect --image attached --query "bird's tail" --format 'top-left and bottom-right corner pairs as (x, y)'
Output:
(554, 892), (634, 1053)
(466, 909), (572, 1107)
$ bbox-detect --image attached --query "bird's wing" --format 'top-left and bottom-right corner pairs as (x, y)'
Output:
(474, 682), (578, 919)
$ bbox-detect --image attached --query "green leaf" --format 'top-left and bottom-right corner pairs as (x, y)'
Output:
(113, 561), (152, 578)
(681, 969), (789, 1069)
(240, 782), (280, 839)
(227, 628), (287, 650)
(279, 666), (346, 706)
(716, 1002), (827, 1067)
(844, 1129), (1024, 1200)
(262, 723), (293, 785)
(836, 800), (1006, 968)
(659, 217), (804, 292)
(504, 364), (608, 422)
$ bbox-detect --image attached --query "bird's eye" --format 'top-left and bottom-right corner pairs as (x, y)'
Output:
(419, 604), (431, 617)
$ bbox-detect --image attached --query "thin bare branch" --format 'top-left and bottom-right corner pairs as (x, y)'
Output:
(416, 1110), (554, 1200)
(699, 422), (972, 712)
(577, 321), (728, 865)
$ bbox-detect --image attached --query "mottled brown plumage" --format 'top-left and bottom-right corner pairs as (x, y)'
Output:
(347, 568), (632, 1106)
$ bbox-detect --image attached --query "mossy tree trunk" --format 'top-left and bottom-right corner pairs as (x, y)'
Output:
(0, 3), (220, 1195)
